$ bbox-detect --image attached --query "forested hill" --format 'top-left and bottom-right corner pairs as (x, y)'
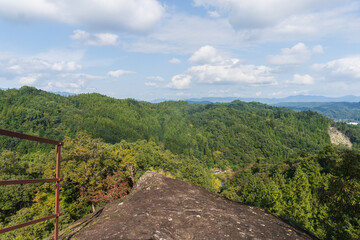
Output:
(0, 86), (331, 168)
(275, 101), (360, 122)
(1, 86), (359, 240)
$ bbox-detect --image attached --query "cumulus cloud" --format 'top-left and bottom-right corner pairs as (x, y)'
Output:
(0, 0), (164, 33)
(267, 43), (324, 65)
(71, 30), (118, 46)
(169, 58), (181, 64)
(189, 45), (223, 64)
(189, 63), (276, 85)
(167, 74), (192, 89)
(145, 76), (163, 87)
(0, 50), (102, 93)
(107, 69), (136, 77)
(187, 45), (276, 86)
(313, 56), (360, 79)
(286, 74), (314, 85)
(267, 43), (312, 65)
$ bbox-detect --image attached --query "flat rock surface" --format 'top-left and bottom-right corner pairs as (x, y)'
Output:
(55, 171), (316, 240)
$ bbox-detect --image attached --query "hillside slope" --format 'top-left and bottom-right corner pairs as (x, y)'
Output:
(52, 172), (315, 240)
(0, 86), (332, 168)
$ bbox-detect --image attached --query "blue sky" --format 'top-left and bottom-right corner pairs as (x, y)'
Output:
(0, 0), (359, 101)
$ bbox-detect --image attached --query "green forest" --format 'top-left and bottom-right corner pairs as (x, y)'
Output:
(0, 86), (359, 239)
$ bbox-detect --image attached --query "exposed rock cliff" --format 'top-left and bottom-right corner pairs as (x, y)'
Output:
(328, 126), (352, 148)
(54, 171), (316, 240)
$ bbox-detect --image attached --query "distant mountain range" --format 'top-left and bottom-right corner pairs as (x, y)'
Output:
(274, 102), (360, 123)
(150, 95), (360, 122)
(2, 87), (360, 104)
(168, 95), (360, 105)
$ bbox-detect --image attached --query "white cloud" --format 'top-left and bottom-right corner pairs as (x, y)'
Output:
(43, 73), (104, 93)
(193, 0), (360, 43)
(189, 45), (223, 64)
(194, 0), (348, 29)
(286, 74), (314, 85)
(71, 30), (118, 46)
(169, 58), (181, 64)
(45, 79), (86, 92)
(59, 73), (104, 80)
(8, 65), (20, 71)
(0, 51), (104, 93)
(312, 45), (324, 54)
(127, 14), (239, 54)
(313, 56), (360, 79)
(19, 76), (38, 85)
(167, 74), (192, 89)
(51, 61), (82, 71)
(145, 82), (158, 87)
(187, 45), (276, 85)
(1, 53), (82, 75)
(0, 0), (164, 33)
(147, 76), (164, 81)
(107, 69), (136, 77)
(208, 11), (220, 18)
(189, 63), (276, 85)
(267, 43), (311, 65)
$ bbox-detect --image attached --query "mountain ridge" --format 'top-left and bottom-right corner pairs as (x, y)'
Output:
(151, 95), (360, 104)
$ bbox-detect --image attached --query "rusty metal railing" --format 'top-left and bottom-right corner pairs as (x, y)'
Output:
(0, 129), (63, 240)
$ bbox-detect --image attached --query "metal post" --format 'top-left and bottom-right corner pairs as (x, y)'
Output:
(0, 129), (63, 238)
(54, 144), (61, 240)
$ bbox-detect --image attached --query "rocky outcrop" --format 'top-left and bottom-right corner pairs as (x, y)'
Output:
(328, 126), (352, 148)
(55, 171), (316, 240)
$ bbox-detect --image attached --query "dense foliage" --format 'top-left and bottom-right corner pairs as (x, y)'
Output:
(0, 87), (358, 239)
(222, 147), (360, 239)
(335, 121), (360, 149)
(0, 87), (331, 168)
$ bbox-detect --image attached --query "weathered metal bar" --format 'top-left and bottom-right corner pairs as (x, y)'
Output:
(0, 213), (62, 234)
(0, 128), (63, 146)
(54, 144), (62, 240)
(0, 178), (63, 186)
(0, 128), (63, 238)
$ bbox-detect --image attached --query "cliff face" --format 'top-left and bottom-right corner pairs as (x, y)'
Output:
(55, 172), (315, 240)
(328, 126), (352, 148)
